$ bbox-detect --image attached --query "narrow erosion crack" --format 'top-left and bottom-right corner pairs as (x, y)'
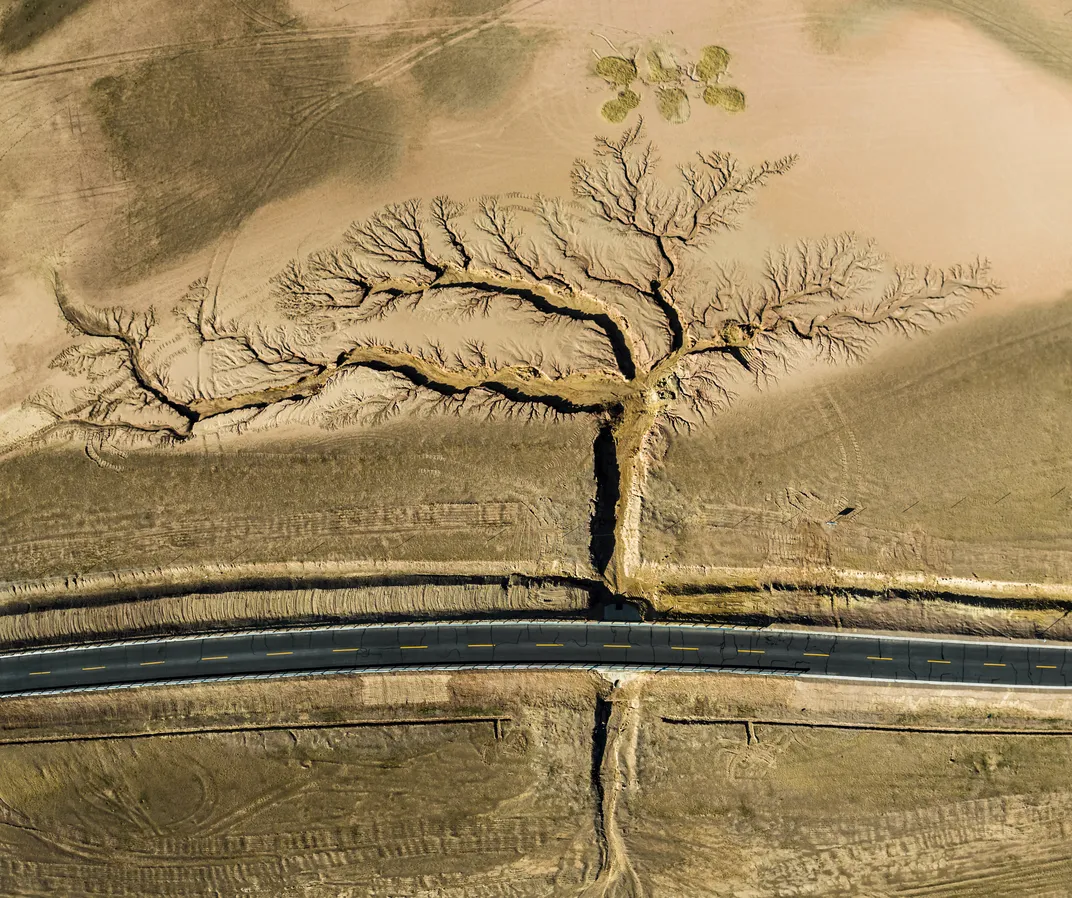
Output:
(591, 694), (613, 849)
(649, 276), (684, 355)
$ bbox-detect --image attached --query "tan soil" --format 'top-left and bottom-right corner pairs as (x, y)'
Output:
(623, 673), (1072, 897)
(4, 670), (1072, 896)
(4, 0), (1072, 415)
(658, 584), (1072, 642)
(0, 417), (596, 585)
(0, 578), (588, 650)
(644, 293), (1072, 609)
(1, 0), (1071, 634)
(5, 1), (1072, 893)
(0, 671), (604, 897)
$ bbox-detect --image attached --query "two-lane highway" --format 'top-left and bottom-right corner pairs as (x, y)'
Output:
(3, 622), (1072, 696)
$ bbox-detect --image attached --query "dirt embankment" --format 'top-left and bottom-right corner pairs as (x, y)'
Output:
(649, 579), (1072, 642)
(0, 571), (590, 649)
(642, 293), (1072, 634)
(0, 419), (600, 647)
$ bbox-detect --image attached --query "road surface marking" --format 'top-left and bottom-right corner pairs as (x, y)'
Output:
(738, 649), (764, 654)
(28, 671), (49, 676)
(983, 662), (1006, 667)
(868, 656), (893, 661)
(604, 644), (631, 648)
(266, 651), (293, 656)
(536, 643), (563, 647)
(201, 656), (228, 661)
(140, 661), (165, 666)
(804, 652), (830, 657)
(1038, 665), (1058, 669)
(928, 659), (951, 664)
(670, 646), (698, 651)
(82, 666), (105, 671)
(332, 648), (361, 653)
(400, 645), (427, 650)
(468, 643), (495, 648)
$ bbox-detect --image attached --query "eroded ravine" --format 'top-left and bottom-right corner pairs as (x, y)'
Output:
(583, 677), (645, 898)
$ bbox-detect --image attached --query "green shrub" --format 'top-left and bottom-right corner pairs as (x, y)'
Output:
(696, 45), (730, 81)
(600, 88), (641, 123)
(703, 85), (746, 111)
(595, 55), (637, 85)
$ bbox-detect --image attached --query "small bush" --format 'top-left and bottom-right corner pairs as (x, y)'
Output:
(696, 45), (730, 81)
(595, 55), (637, 85)
(600, 88), (641, 123)
(703, 85), (746, 112)
(645, 49), (679, 83)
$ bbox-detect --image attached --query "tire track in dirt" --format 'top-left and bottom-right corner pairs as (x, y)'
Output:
(0, 16), (538, 83)
(200, 0), (553, 333)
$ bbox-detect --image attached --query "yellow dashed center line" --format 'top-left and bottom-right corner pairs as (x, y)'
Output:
(468, 644), (495, 648)
(266, 651), (293, 656)
(140, 661), (165, 666)
(332, 648), (360, 653)
(536, 643), (563, 647)
(28, 671), (50, 676)
(803, 652), (829, 657)
(201, 656), (228, 661)
(868, 656), (893, 661)
(604, 644), (631, 648)
(738, 649), (764, 654)
(670, 646), (698, 651)
(928, 659), (951, 664)
(82, 666), (105, 671)
(400, 645), (427, 650)
(1038, 665), (1058, 670)
(983, 662), (1006, 668)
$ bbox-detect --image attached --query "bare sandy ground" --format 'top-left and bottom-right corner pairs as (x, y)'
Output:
(0, 578), (590, 650)
(3, 669), (1072, 896)
(0, 418), (595, 585)
(644, 289), (1072, 594)
(1, 0), (1072, 627)
(4, 3), (1072, 895)
(627, 673), (1072, 896)
(0, 671), (604, 897)
(3, 0), (1072, 415)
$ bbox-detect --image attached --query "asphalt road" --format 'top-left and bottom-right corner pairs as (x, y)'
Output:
(3, 621), (1072, 696)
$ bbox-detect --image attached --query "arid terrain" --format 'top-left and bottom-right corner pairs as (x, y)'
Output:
(627, 673), (1072, 897)
(0, 672), (601, 896)
(2, 0), (1072, 636)
(5, 670), (1072, 896)
(3, 0), (1072, 894)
